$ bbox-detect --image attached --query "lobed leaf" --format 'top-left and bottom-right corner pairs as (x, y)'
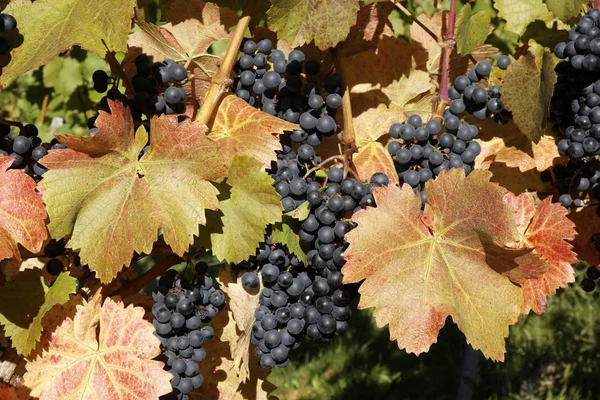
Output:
(455, 4), (491, 55)
(23, 294), (172, 399)
(0, 270), (76, 356)
(211, 155), (283, 264)
(493, 0), (555, 36)
(1, 0), (136, 87)
(343, 169), (524, 360)
(0, 155), (47, 262)
(546, 0), (586, 23)
(40, 100), (225, 283)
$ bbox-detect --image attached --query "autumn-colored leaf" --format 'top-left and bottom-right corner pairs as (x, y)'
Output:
(494, 0), (555, 36)
(343, 169), (524, 361)
(1, 0), (135, 87)
(501, 45), (557, 142)
(208, 95), (299, 167)
(267, 0), (360, 49)
(218, 266), (262, 383)
(568, 206), (600, 267)
(272, 216), (308, 265)
(23, 294), (172, 399)
(0, 270), (76, 356)
(353, 1), (395, 42)
(504, 193), (577, 315)
(0, 383), (18, 400)
(546, 0), (586, 23)
(455, 4), (491, 55)
(40, 100), (225, 283)
(352, 142), (398, 185)
(0, 155), (47, 262)
(211, 155), (283, 264)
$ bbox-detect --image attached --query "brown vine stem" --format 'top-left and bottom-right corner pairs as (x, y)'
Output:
(439, 0), (458, 101)
(38, 92), (49, 125)
(195, 2), (255, 125)
(114, 254), (182, 298)
(0, 118), (23, 129)
(303, 155), (345, 179)
(331, 45), (355, 148)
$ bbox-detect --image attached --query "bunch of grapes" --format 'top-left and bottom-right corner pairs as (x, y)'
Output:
(152, 267), (225, 399)
(0, 123), (59, 179)
(553, 8), (600, 73)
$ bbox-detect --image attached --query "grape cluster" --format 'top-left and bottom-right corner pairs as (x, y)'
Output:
(0, 123), (58, 179)
(580, 238), (600, 292)
(387, 113), (481, 202)
(447, 60), (512, 124)
(234, 39), (343, 131)
(152, 267), (224, 399)
(0, 9), (17, 55)
(43, 239), (67, 276)
(554, 8), (600, 72)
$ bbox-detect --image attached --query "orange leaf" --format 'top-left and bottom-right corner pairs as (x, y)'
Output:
(209, 95), (299, 167)
(352, 142), (398, 185)
(0, 155), (47, 262)
(0, 383), (18, 400)
(39, 100), (225, 282)
(568, 206), (600, 267)
(23, 294), (172, 399)
(343, 169), (523, 361)
(504, 193), (577, 315)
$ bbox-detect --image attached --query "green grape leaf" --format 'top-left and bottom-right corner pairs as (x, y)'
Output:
(546, 0), (585, 23)
(285, 201), (311, 221)
(42, 58), (84, 96)
(1, 0), (136, 87)
(272, 216), (307, 265)
(267, 0), (360, 49)
(493, 0), (554, 36)
(40, 100), (226, 283)
(211, 155), (283, 264)
(501, 45), (557, 141)
(455, 4), (491, 55)
(0, 270), (76, 356)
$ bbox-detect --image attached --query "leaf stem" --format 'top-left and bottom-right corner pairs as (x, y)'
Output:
(439, 0), (458, 101)
(38, 91), (49, 125)
(303, 155), (345, 179)
(113, 254), (182, 298)
(195, 4), (254, 125)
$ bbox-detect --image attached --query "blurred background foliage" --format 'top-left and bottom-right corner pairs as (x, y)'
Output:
(0, 0), (597, 398)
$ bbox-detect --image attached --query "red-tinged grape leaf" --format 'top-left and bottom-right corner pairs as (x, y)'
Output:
(267, 0), (360, 49)
(345, 36), (433, 115)
(501, 45), (557, 142)
(504, 193), (577, 314)
(0, 383), (17, 400)
(455, 4), (491, 55)
(211, 155), (283, 264)
(473, 117), (562, 173)
(208, 95), (298, 167)
(568, 206), (600, 267)
(0, 0), (135, 87)
(272, 216), (308, 265)
(352, 142), (399, 186)
(494, 0), (555, 36)
(0, 156), (47, 262)
(23, 294), (172, 399)
(0, 270), (76, 356)
(39, 100), (225, 283)
(218, 266), (261, 383)
(353, 1), (395, 41)
(343, 169), (524, 361)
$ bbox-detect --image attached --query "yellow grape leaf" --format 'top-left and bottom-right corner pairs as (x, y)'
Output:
(0, 270), (76, 356)
(455, 4), (491, 55)
(40, 100), (225, 283)
(272, 216), (308, 265)
(209, 95), (298, 167)
(504, 193), (577, 315)
(501, 45), (557, 142)
(546, 0), (586, 23)
(218, 267), (261, 383)
(352, 142), (398, 186)
(0, 155), (47, 262)
(211, 155), (283, 264)
(23, 294), (172, 399)
(1, 0), (135, 87)
(494, 0), (555, 36)
(267, 0), (360, 49)
(343, 169), (524, 361)
(353, 1), (395, 42)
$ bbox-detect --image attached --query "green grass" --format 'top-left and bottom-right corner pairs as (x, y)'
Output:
(268, 267), (600, 400)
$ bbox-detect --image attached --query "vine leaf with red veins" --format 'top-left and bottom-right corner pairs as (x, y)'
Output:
(343, 169), (526, 361)
(23, 294), (172, 399)
(504, 193), (577, 315)
(0, 270), (76, 356)
(1, 0), (136, 87)
(208, 95), (299, 168)
(0, 155), (47, 261)
(40, 100), (225, 283)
